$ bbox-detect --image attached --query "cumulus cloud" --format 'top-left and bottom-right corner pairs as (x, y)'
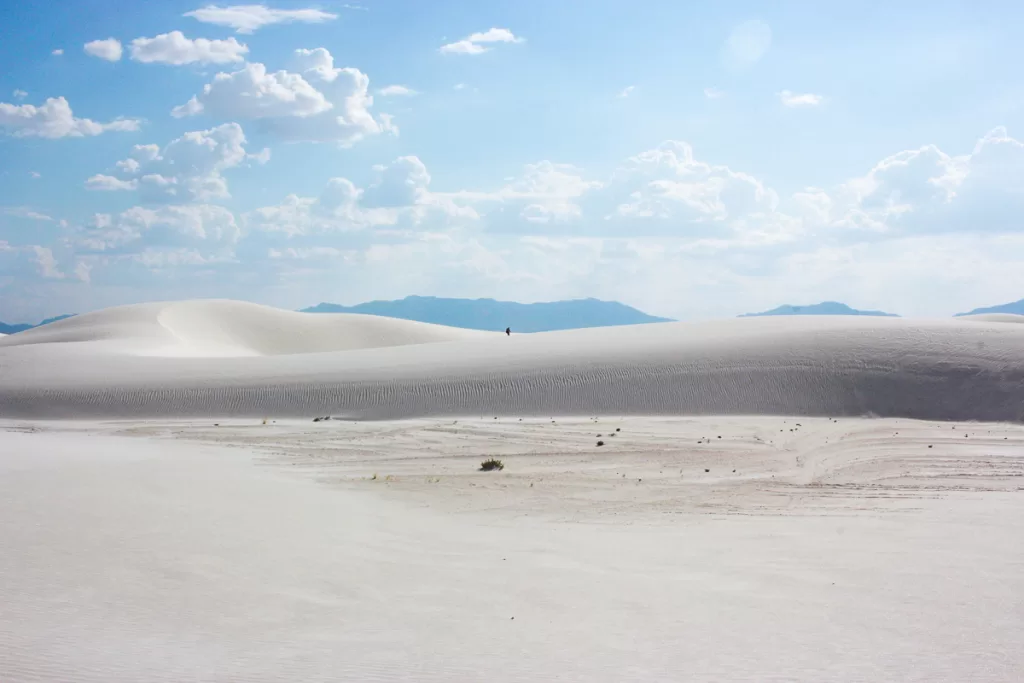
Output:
(12, 89), (27, 99)
(32, 246), (65, 279)
(73, 260), (92, 283)
(0, 96), (140, 138)
(832, 126), (1024, 236)
(85, 122), (251, 202)
(723, 20), (771, 69)
(172, 48), (394, 145)
(19, 126), (1024, 321)
(246, 155), (475, 237)
(84, 38), (123, 61)
(184, 4), (338, 33)
(779, 90), (824, 107)
(130, 31), (248, 65)
(85, 174), (138, 191)
(440, 28), (523, 55)
(378, 85), (417, 96)
(51, 48), (64, 56)
(610, 141), (779, 225)
(77, 204), (240, 252)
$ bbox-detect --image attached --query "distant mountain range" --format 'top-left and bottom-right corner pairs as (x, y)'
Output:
(0, 314), (74, 335)
(954, 298), (1024, 317)
(4, 297), (1023, 336)
(740, 302), (900, 317)
(302, 296), (673, 332)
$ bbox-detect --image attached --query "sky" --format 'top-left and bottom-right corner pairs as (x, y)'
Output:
(3, 0), (1024, 322)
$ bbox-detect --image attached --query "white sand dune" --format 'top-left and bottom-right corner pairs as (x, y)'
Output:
(1, 298), (1023, 421)
(960, 312), (1024, 323)
(0, 299), (492, 357)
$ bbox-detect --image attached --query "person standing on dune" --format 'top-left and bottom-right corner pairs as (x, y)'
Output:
(505, 327), (511, 336)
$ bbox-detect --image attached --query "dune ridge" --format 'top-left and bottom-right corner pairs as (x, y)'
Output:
(1, 299), (1022, 421)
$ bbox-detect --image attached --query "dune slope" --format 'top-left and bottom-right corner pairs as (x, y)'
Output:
(1, 300), (1022, 421)
(0, 299), (493, 357)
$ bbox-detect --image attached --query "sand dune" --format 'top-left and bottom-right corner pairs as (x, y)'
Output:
(1, 299), (1023, 421)
(0, 299), (492, 357)
(960, 312), (1024, 324)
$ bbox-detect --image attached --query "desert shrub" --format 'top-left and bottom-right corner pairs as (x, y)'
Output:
(596, 440), (605, 447)
(480, 458), (505, 472)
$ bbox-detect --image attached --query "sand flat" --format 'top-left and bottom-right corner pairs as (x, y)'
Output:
(1, 416), (1023, 682)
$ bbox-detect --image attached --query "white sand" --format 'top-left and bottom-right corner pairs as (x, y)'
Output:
(2, 300), (1024, 679)
(1, 299), (1023, 421)
(1, 416), (1023, 681)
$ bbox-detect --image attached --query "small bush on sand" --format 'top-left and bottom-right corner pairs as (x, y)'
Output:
(596, 440), (605, 447)
(480, 458), (505, 472)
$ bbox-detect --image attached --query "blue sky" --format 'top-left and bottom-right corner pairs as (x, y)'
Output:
(3, 0), (1024, 322)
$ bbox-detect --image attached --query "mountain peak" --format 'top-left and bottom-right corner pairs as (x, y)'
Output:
(954, 298), (1024, 317)
(740, 302), (900, 318)
(301, 296), (671, 332)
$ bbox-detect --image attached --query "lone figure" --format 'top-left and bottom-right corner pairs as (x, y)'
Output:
(505, 327), (511, 336)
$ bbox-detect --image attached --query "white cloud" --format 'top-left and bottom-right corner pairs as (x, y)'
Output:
(704, 87), (725, 99)
(454, 83), (467, 90)
(51, 48), (64, 56)
(12, 89), (27, 99)
(18, 126), (1024, 321)
(723, 20), (771, 69)
(32, 246), (65, 279)
(73, 260), (92, 283)
(130, 31), (248, 65)
(86, 122), (251, 202)
(3, 206), (52, 221)
(779, 90), (824, 107)
(173, 48), (394, 146)
(184, 4), (338, 33)
(77, 205), (240, 252)
(378, 85), (418, 96)
(608, 141), (780, 234)
(268, 246), (352, 261)
(829, 126), (1024, 237)
(440, 28), (523, 55)
(172, 62), (330, 118)
(0, 96), (140, 138)
(85, 174), (138, 191)
(29, 171), (41, 179)
(247, 147), (271, 164)
(617, 86), (635, 99)
(84, 38), (123, 62)
(247, 156), (475, 237)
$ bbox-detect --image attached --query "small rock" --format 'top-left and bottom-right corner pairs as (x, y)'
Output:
(704, 468), (710, 473)
(928, 445), (933, 448)
(615, 428), (621, 432)
(597, 440), (605, 447)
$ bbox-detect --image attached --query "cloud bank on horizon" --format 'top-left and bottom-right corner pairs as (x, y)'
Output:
(2, 1), (1024, 322)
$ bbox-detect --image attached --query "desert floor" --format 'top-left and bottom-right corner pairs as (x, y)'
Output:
(2, 415), (1022, 682)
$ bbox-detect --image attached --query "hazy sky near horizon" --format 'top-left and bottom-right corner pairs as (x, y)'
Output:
(3, 0), (1024, 321)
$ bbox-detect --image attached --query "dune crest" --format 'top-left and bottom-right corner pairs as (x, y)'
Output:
(0, 299), (493, 357)
(1, 300), (1023, 422)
